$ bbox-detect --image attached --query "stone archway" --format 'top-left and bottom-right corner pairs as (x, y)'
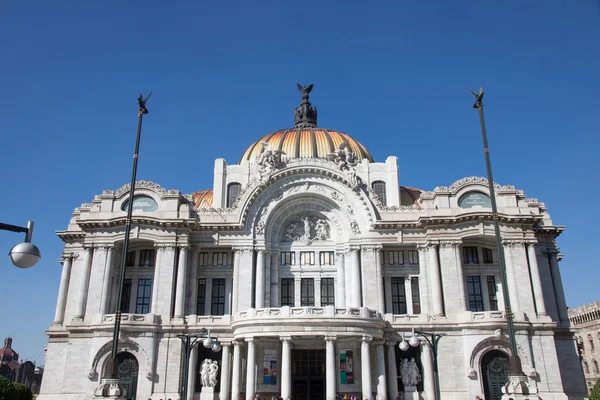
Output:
(481, 350), (509, 400)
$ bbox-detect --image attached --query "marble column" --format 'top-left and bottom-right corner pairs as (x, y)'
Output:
(174, 246), (189, 318)
(421, 343), (435, 400)
(526, 243), (547, 316)
(502, 242), (521, 313)
(74, 246), (93, 319)
(231, 340), (242, 400)
(386, 342), (399, 400)
(221, 342), (232, 400)
(375, 341), (387, 400)
(427, 244), (444, 316)
(187, 249), (199, 315)
(270, 251), (280, 307)
(375, 248), (385, 314)
(151, 245), (164, 314)
(336, 252), (346, 308)
(453, 243), (467, 312)
(361, 336), (373, 400)
(350, 248), (361, 308)
(245, 338), (256, 400)
(416, 245), (431, 315)
(54, 254), (74, 324)
(187, 344), (198, 398)
(326, 336), (337, 400)
(99, 247), (114, 315)
(232, 249), (241, 314)
(548, 249), (569, 322)
(255, 250), (265, 309)
(281, 337), (292, 400)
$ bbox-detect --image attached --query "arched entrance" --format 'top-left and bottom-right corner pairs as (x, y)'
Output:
(481, 350), (509, 400)
(116, 352), (139, 400)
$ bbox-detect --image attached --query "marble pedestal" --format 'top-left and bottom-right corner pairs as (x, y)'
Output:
(200, 386), (217, 400)
(403, 386), (418, 400)
(502, 375), (540, 400)
(92, 378), (125, 399)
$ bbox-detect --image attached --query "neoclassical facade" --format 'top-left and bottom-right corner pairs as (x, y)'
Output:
(39, 87), (585, 400)
(569, 301), (600, 394)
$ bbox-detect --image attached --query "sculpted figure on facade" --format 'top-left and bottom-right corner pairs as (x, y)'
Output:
(400, 358), (420, 387)
(327, 140), (357, 171)
(256, 141), (286, 178)
(200, 359), (219, 387)
(283, 215), (330, 243)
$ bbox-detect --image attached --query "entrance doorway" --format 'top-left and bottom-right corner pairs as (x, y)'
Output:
(116, 352), (139, 400)
(481, 350), (509, 400)
(292, 350), (325, 400)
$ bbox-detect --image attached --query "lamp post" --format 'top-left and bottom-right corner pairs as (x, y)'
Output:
(469, 86), (528, 394)
(179, 329), (222, 400)
(399, 328), (442, 400)
(1, 221), (41, 268)
(103, 93), (152, 392)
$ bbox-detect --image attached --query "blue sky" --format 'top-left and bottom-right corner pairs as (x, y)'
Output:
(1, 1), (599, 366)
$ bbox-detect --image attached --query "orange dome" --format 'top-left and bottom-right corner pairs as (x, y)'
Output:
(240, 128), (373, 163)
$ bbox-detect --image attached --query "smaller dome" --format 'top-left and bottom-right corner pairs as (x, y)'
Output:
(193, 189), (213, 209)
(240, 128), (373, 163)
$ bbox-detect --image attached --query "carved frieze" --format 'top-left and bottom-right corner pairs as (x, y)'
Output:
(282, 214), (330, 244)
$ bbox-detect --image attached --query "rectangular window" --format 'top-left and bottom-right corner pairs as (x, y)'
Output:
(281, 252), (296, 266)
(387, 251), (403, 265)
(487, 276), (498, 311)
(301, 278), (315, 306)
(211, 278), (226, 315)
(321, 278), (335, 306)
(319, 251), (335, 265)
(212, 252), (229, 266)
(197, 279), (206, 315)
(300, 251), (315, 266)
(139, 250), (155, 267)
(281, 278), (295, 306)
(411, 277), (421, 314)
(126, 251), (136, 267)
(120, 279), (132, 313)
(467, 276), (484, 312)
(391, 277), (407, 314)
(198, 252), (209, 267)
(135, 279), (152, 314)
(482, 248), (494, 264)
(407, 250), (419, 265)
(463, 247), (479, 264)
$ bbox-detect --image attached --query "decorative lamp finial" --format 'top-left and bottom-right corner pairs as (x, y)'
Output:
(294, 83), (318, 128)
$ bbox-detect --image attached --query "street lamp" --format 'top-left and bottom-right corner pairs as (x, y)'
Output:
(399, 328), (442, 400)
(179, 329), (221, 400)
(1, 221), (41, 268)
(469, 86), (528, 394)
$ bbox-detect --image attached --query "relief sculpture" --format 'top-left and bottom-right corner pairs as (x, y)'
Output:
(283, 215), (330, 243)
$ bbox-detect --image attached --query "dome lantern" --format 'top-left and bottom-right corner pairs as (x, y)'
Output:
(294, 83), (318, 128)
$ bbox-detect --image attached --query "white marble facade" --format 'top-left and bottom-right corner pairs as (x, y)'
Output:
(38, 93), (586, 400)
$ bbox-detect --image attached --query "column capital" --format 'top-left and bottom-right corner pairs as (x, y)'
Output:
(385, 341), (397, 347)
(324, 336), (337, 342)
(361, 245), (382, 253)
(244, 337), (256, 344)
(362, 335), (374, 343)
(280, 336), (293, 344)
(423, 241), (439, 249)
(233, 246), (254, 254)
(501, 239), (526, 247)
(61, 252), (78, 260)
(348, 246), (361, 253)
(154, 243), (176, 250)
(373, 339), (385, 346)
(82, 244), (94, 251)
(544, 247), (559, 255)
(439, 240), (461, 248)
(232, 340), (245, 347)
(177, 245), (190, 251)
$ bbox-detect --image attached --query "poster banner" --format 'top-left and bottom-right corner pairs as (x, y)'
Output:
(339, 350), (354, 384)
(263, 349), (277, 385)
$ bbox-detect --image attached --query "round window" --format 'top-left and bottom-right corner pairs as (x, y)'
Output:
(121, 195), (158, 212)
(458, 192), (491, 208)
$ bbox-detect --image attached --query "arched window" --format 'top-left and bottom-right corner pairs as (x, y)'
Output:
(594, 360), (599, 374)
(589, 334), (595, 351)
(227, 183), (242, 208)
(372, 181), (387, 206)
(584, 361), (589, 374)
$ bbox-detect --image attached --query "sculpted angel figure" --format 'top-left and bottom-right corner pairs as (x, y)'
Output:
(327, 140), (357, 171)
(400, 358), (409, 386)
(284, 221), (299, 241)
(314, 219), (328, 240)
(256, 141), (285, 175)
(407, 358), (420, 386)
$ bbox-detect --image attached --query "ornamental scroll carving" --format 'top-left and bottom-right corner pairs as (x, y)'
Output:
(283, 214), (330, 243)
